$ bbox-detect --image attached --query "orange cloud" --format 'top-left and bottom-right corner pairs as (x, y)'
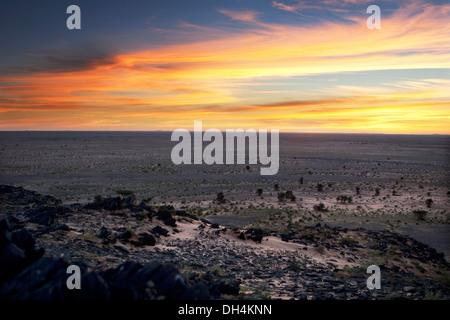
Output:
(0, 2), (449, 133)
(218, 9), (259, 22)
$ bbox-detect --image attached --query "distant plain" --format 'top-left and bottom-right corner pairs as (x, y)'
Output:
(1, 131), (448, 258)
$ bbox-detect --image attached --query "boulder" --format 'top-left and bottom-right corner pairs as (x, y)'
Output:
(25, 206), (57, 226)
(156, 209), (177, 227)
(0, 218), (44, 287)
(152, 226), (169, 237)
(245, 228), (265, 243)
(102, 197), (122, 211)
(131, 233), (156, 247)
(96, 226), (111, 239)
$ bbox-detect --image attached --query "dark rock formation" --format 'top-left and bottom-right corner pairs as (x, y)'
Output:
(0, 218), (44, 287)
(156, 209), (177, 227)
(0, 217), (208, 300)
(243, 228), (265, 243)
(152, 225), (169, 237)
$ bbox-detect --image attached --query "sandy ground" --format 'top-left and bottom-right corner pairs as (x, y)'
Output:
(0, 131), (449, 261)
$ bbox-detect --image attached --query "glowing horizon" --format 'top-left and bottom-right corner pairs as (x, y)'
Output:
(0, 0), (449, 134)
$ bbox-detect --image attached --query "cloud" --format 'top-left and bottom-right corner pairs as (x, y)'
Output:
(37, 52), (117, 73)
(271, 1), (300, 14)
(1, 45), (118, 75)
(0, 1), (449, 133)
(218, 9), (259, 22)
(272, 0), (389, 14)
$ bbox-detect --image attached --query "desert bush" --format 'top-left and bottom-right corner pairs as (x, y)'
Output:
(424, 291), (443, 300)
(316, 245), (325, 254)
(116, 189), (134, 197)
(337, 195), (353, 204)
(313, 203), (328, 212)
(425, 198), (433, 208)
(285, 190), (296, 201)
(413, 210), (427, 221)
(256, 188), (263, 197)
(217, 192), (225, 204)
(209, 265), (227, 276)
(340, 236), (358, 246)
(317, 184), (324, 192)
(439, 270), (450, 286)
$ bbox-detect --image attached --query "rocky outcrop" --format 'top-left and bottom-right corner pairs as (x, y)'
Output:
(0, 218), (45, 287)
(0, 217), (208, 300)
(1, 185), (449, 300)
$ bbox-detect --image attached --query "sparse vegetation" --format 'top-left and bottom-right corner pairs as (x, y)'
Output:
(209, 265), (227, 276)
(425, 198), (433, 208)
(313, 203), (328, 212)
(337, 195), (353, 204)
(334, 266), (362, 278)
(216, 192), (225, 204)
(340, 236), (357, 246)
(316, 245), (325, 254)
(413, 262), (427, 273)
(439, 270), (450, 286)
(317, 184), (324, 192)
(277, 191), (295, 202)
(256, 188), (263, 197)
(285, 190), (296, 201)
(424, 291), (442, 300)
(244, 282), (271, 300)
(115, 189), (134, 197)
(413, 210), (427, 221)
(277, 192), (285, 202)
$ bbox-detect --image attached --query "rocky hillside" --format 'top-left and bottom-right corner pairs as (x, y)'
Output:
(0, 185), (449, 300)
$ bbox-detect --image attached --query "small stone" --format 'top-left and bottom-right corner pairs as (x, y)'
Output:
(403, 286), (415, 292)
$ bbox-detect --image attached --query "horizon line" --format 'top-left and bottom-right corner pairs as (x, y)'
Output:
(0, 130), (448, 136)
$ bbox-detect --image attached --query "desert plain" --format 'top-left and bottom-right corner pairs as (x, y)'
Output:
(0, 131), (449, 299)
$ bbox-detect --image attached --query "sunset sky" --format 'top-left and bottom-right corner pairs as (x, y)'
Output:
(0, 0), (449, 133)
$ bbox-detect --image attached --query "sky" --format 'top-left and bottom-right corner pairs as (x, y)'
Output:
(0, 0), (449, 133)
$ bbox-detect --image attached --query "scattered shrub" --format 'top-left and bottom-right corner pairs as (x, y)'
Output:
(256, 188), (263, 197)
(337, 195), (353, 204)
(313, 203), (328, 212)
(340, 236), (358, 246)
(413, 210), (427, 221)
(217, 192), (225, 204)
(316, 245), (325, 254)
(115, 189), (134, 197)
